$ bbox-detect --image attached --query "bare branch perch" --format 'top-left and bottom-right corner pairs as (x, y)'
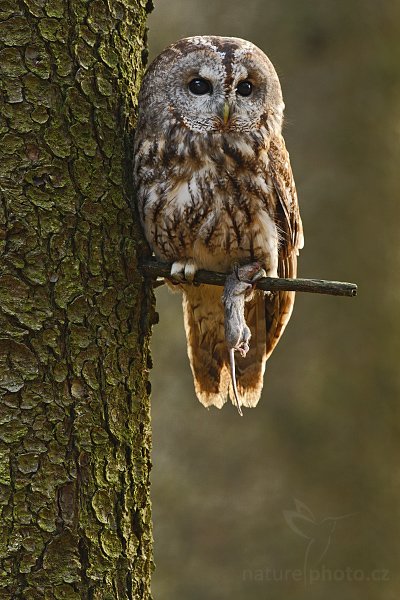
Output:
(140, 259), (358, 297)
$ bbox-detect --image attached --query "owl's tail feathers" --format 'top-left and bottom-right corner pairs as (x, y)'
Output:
(182, 254), (298, 411)
(182, 286), (267, 411)
(182, 287), (231, 409)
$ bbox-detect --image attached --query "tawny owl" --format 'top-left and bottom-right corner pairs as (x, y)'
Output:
(134, 36), (304, 412)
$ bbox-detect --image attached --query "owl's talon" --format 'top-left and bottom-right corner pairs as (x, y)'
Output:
(184, 259), (198, 283)
(170, 259), (198, 283)
(170, 261), (185, 282)
(250, 267), (267, 283)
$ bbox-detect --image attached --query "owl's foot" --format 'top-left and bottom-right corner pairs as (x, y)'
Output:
(256, 263), (276, 300)
(266, 262), (278, 280)
(170, 259), (198, 283)
(249, 265), (267, 283)
(233, 262), (266, 298)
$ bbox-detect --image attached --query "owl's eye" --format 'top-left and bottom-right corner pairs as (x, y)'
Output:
(188, 78), (212, 95)
(236, 80), (253, 97)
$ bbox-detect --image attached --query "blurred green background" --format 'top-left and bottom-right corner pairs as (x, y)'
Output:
(146, 1), (400, 598)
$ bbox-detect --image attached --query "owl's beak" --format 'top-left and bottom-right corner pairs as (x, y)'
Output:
(222, 101), (231, 124)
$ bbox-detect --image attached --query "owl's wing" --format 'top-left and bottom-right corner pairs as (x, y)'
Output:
(229, 135), (304, 408)
(268, 135), (304, 257)
(263, 134), (304, 358)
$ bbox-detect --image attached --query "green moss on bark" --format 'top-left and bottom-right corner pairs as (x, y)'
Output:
(0, 0), (154, 598)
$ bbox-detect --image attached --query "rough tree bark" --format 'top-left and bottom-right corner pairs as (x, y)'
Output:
(0, 0), (154, 598)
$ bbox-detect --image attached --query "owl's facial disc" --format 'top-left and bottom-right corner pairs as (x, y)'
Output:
(169, 51), (271, 133)
(140, 36), (284, 135)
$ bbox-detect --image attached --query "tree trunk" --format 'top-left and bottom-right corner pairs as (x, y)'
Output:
(0, 1), (154, 598)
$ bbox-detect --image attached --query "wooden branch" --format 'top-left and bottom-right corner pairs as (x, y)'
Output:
(140, 259), (358, 297)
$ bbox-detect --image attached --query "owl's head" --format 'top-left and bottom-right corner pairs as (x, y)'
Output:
(137, 36), (284, 135)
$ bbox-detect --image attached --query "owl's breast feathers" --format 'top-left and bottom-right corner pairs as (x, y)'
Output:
(135, 125), (284, 274)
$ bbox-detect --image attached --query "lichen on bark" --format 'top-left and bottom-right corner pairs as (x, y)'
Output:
(0, 0), (154, 598)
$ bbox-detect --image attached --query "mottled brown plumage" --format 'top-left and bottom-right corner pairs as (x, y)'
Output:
(134, 36), (304, 412)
